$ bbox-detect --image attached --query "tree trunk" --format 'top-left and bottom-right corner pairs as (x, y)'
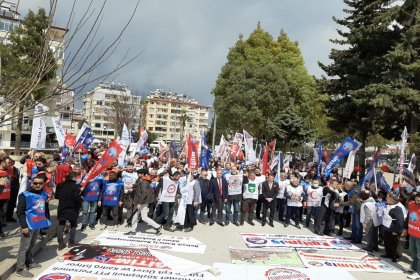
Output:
(359, 134), (367, 180)
(14, 104), (24, 155)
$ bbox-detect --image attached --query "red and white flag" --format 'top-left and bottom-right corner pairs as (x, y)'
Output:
(187, 134), (200, 171)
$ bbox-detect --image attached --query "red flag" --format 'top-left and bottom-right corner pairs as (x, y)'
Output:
(262, 144), (269, 175)
(322, 147), (330, 163)
(187, 134), (199, 171)
(80, 140), (122, 187)
(74, 143), (89, 154)
(64, 133), (76, 147)
(268, 138), (276, 165)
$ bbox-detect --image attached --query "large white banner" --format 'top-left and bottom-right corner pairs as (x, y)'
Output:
(51, 116), (66, 147)
(36, 260), (215, 280)
(241, 234), (360, 250)
(94, 231), (206, 254)
(298, 251), (400, 273)
(135, 129), (148, 152)
(159, 177), (179, 203)
(30, 117), (46, 149)
(214, 263), (356, 280)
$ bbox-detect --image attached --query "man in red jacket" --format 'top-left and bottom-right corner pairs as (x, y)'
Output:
(408, 193), (420, 279)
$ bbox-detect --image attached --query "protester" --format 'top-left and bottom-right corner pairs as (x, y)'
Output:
(210, 168), (228, 226)
(408, 192), (420, 279)
(55, 172), (83, 250)
(15, 175), (51, 278)
(305, 178), (322, 228)
(225, 165), (243, 226)
(240, 170), (259, 226)
(98, 171), (124, 230)
(0, 159), (11, 234)
(197, 168), (213, 224)
(0, 170), (7, 238)
(261, 173), (279, 227)
(121, 163), (137, 226)
(341, 181), (362, 243)
(359, 190), (380, 252)
(284, 176), (304, 228)
(276, 172), (289, 222)
(155, 171), (181, 231)
(382, 192), (405, 262)
(185, 173), (201, 232)
(314, 179), (339, 236)
(80, 175), (102, 230)
(127, 169), (162, 235)
(6, 158), (19, 222)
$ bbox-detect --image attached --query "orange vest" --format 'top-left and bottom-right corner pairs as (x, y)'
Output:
(408, 201), (420, 238)
(0, 180), (11, 200)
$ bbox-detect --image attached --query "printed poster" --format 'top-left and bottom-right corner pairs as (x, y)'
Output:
(241, 233), (360, 250)
(229, 247), (303, 267)
(214, 263), (356, 280)
(94, 231), (206, 254)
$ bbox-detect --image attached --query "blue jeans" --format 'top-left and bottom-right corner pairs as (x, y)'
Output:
(82, 200), (97, 226)
(351, 212), (363, 242)
(226, 199), (240, 223)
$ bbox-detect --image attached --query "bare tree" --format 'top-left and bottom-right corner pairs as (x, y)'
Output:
(105, 95), (141, 139)
(0, 0), (142, 153)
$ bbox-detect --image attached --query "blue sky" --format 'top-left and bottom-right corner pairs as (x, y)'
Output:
(22, 0), (346, 106)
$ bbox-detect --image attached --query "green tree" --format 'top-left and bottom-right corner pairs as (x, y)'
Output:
(1, 8), (57, 154)
(212, 23), (322, 146)
(319, 0), (411, 177)
(179, 109), (191, 146)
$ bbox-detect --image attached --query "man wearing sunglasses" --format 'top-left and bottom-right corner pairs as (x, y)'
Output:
(15, 175), (51, 278)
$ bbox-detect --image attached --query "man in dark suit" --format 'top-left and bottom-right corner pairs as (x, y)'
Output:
(210, 169), (228, 226)
(197, 168), (213, 224)
(261, 173), (279, 227)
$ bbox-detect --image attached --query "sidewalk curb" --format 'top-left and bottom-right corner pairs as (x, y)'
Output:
(0, 222), (58, 280)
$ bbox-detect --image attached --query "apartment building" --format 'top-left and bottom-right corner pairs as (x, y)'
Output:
(145, 89), (210, 142)
(83, 82), (142, 142)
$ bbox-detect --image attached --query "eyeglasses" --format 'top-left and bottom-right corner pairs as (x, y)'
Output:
(33, 182), (43, 186)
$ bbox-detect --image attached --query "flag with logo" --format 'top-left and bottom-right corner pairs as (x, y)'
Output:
(359, 148), (382, 187)
(136, 128), (148, 152)
(216, 135), (229, 159)
(230, 132), (243, 158)
(324, 137), (360, 177)
(187, 134), (199, 171)
(343, 139), (362, 179)
(81, 140), (122, 187)
(51, 117), (66, 147)
(30, 116), (47, 149)
(243, 130), (256, 163)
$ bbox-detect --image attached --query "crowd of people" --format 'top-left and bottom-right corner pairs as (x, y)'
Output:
(0, 146), (418, 279)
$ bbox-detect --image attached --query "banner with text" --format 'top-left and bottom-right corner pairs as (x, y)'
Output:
(298, 251), (400, 273)
(241, 233), (360, 250)
(324, 137), (359, 177)
(214, 263), (356, 280)
(94, 231), (206, 254)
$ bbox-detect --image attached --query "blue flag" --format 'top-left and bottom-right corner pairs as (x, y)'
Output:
(316, 141), (323, 179)
(200, 144), (212, 168)
(359, 148), (381, 187)
(324, 137), (359, 178)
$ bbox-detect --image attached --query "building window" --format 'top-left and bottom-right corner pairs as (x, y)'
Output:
(95, 123), (101, 128)
(96, 101), (103, 106)
(61, 113), (71, 120)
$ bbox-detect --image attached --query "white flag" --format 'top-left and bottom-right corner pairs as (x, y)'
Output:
(243, 129), (256, 163)
(51, 117), (66, 147)
(30, 117), (46, 149)
(399, 126), (408, 178)
(216, 135), (229, 159)
(343, 140), (362, 179)
(121, 124), (130, 147)
(76, 123), (90, 143)
(135, 129), (148, 152)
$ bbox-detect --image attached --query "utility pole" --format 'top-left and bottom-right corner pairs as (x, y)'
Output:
(212, 112), (217, 150)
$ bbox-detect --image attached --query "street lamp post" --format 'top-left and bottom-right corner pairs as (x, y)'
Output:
(103, 125), (107, 143)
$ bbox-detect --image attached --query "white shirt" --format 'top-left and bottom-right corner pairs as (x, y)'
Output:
(286, 184), (304, 207)
(277, 179), (290, 199)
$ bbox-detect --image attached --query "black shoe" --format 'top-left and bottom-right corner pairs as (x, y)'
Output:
(248, 221), (255, 226)
(6, 218), (17, 222)
(284, 223), (289, 228)
(392, 257), (399, 263)
(68, 242), (79, 248)
(372, 247), (379, 251)
(217, 222), (224, 227)
(240, 221), (244, 226)
(269, 222), (274, 227)
(262, 222), (266, 227)
(295, 224), (301, 229)
(58, 243), (66, 250)
(279, 218), (285, 222)
(337, 231), (343, 236)
(352, 241), (362, 244)
(404, 243), (409, 250)
(209, 221), (214, 226)
(233, 221), (240, 227)
(155, 225), (162, 235)
(344, 236), (353, 241)
(225, 221), (230, 226)
(89, 225), (96, 230)
(0, 232), (5, 238)
(323, 232), (331, 236)
(80, 225), (87, 231)
(314, 231), (322, 236)
(39, 230), (48, 236)
(124, 231), (136, 235)
(199, 220), (207, 224)
(380, 254), (391, 259)
(256, 216), (261, 220)
(362, 247), (373, 252)
(184, 227), (193, 232)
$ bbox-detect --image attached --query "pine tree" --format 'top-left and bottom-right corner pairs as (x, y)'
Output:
(212, 23), (321, 146)
(319, 0), (406, 177)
